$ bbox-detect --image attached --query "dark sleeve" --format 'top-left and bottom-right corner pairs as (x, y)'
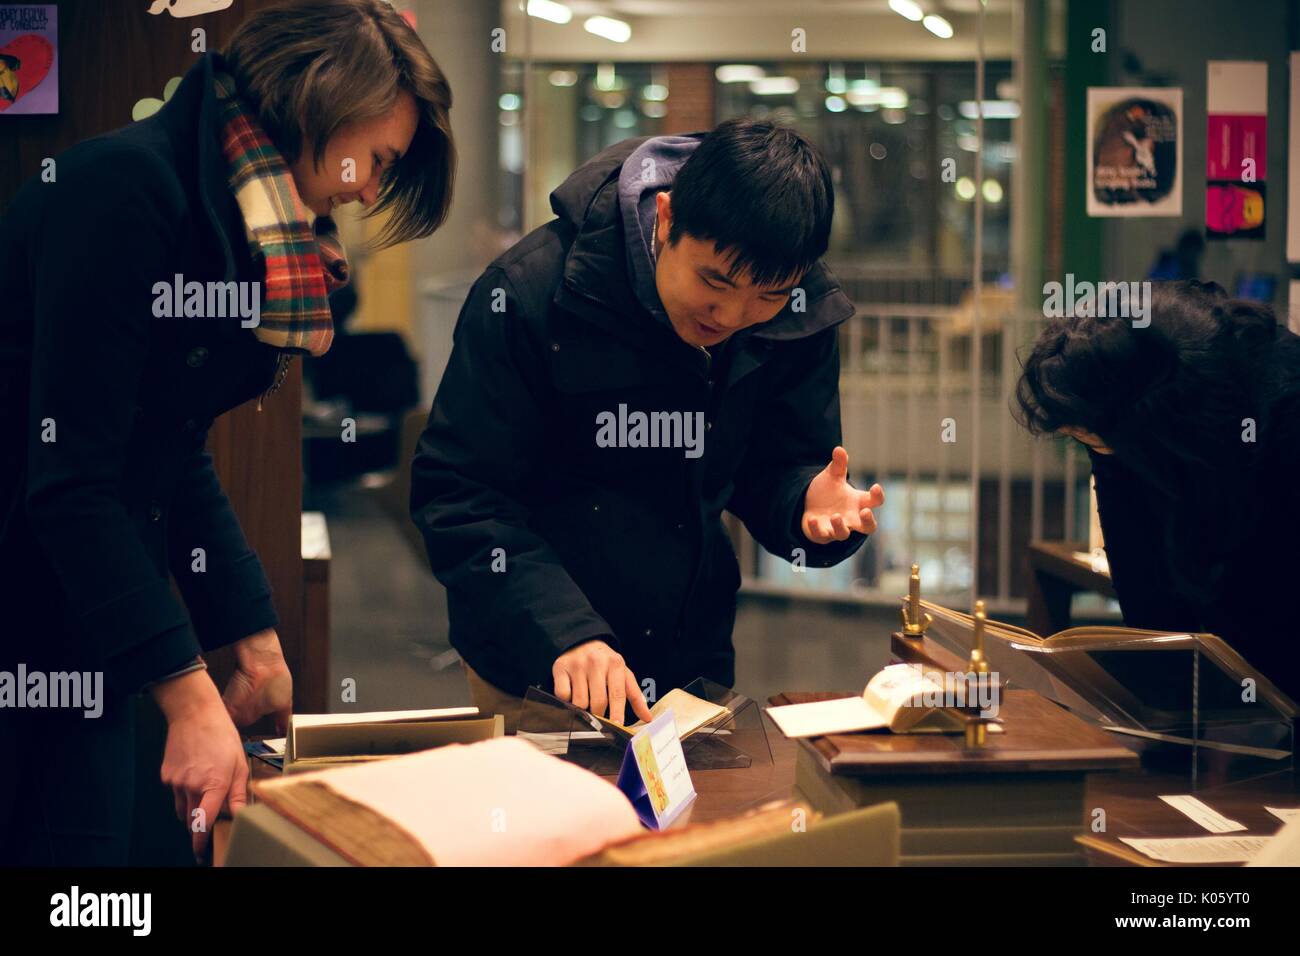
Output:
(24, 146), (203, 695)
(727, 326), (867, 568)
(1090, 450), (1201, 631)
(167, 442), (279, 651)
(409, 269), (614, 685)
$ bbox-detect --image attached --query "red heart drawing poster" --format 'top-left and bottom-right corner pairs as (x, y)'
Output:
(0, 5), (58, 115)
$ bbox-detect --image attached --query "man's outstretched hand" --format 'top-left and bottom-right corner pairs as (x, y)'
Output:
(801, 446), (885, 544)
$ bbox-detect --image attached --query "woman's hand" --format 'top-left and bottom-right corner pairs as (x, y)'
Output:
(222, 628), (293, 733)
(150, 669), (249, 859)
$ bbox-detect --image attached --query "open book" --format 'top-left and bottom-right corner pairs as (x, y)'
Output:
(917, 599), (1298, 758)
(591, 688), (729, 741)
(765, 663), (972, 739)
(245, 740), (829, 867)
(256, 737), (642, 865)
(285, 706), (501, 771)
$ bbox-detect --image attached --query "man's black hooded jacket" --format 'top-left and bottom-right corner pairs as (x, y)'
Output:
(410, 135), (867, 696)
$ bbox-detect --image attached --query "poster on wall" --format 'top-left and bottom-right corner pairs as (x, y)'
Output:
(1086, 87), (1183, 218)
(1289, 52), (1299, 332)
(1290, 52), (1300, 263)
(1206, 61), (1267, 240)
(0, 4), (57, 115)
(146, 0), (234, 16)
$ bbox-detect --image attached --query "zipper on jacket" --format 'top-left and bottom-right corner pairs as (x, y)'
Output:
(258, 353), (293, 411)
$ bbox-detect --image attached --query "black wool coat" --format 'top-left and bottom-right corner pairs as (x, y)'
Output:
(411, 136), (867, 697)
(0, 53), (281, 697)
(1089, 327), (1300, 703)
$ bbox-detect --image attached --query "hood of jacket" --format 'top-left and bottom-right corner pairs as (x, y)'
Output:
(549, 135), (854, 342)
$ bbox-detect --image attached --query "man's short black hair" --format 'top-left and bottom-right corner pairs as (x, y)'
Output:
(668, 117), (834, 287)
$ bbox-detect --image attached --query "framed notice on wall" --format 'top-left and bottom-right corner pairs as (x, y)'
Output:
(1086, 87), (1183, 218)
(0, 4), (57, 115)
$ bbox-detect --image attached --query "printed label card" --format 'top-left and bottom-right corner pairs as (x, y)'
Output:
(615, 708), (696, 829)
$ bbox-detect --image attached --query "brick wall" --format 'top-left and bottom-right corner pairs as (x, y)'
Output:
(663, 62), (716, 134)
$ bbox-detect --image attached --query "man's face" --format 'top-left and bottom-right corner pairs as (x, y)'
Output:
(653, 191), (803, 348)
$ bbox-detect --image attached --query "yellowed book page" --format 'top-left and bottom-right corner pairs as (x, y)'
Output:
(1119, 835), (1270, 864)
(262, 737), (642, 867)
(290, 707), (481, 755)
(645, 688), (728, 737)
(766, 664), (946, 738)
(766, 695), (887, 739)
(1249, 818), (1300, 866)
(596, 688), (727, 739)
(864, 663), (943, 717)
(920, 600), (1044, 644)
(292, 707), (479, 729)
(923, 599), (1182, 647)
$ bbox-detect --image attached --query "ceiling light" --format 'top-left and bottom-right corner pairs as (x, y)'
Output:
(716, 64), (765, 84)
(888, 0), (924, 22)
(959, 100), (1021, 119)
(584, 16), (631, 43)
(923, 15), (953, 38)
(526, 0), (571, 25)
(749, 77), (799, 96)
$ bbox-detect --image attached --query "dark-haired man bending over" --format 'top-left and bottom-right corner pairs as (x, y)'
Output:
(411, 119), (884, 728)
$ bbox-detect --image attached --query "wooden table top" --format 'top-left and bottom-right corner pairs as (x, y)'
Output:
(1079, 752), (1296, 865)
(772, 689), (1138, 775)
(665, 713), (799, 826)
(215, 708), (1297, 867)
(213, 722), (801, 864)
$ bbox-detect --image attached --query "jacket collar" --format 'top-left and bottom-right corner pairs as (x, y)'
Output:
(149, 52), (243, 283)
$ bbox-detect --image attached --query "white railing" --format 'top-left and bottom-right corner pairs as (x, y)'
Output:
(741, 298), (1091, 615)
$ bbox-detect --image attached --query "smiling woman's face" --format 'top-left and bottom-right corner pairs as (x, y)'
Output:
(288, 89), (419, 218)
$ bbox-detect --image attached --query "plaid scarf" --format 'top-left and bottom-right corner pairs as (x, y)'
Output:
(213, 69), (345, 356)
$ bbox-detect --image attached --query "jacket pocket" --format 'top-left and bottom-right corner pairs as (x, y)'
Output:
(546, 332), (651, 395)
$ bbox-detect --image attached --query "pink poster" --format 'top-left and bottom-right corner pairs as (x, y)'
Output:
(1206, 61), (1267, 240)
